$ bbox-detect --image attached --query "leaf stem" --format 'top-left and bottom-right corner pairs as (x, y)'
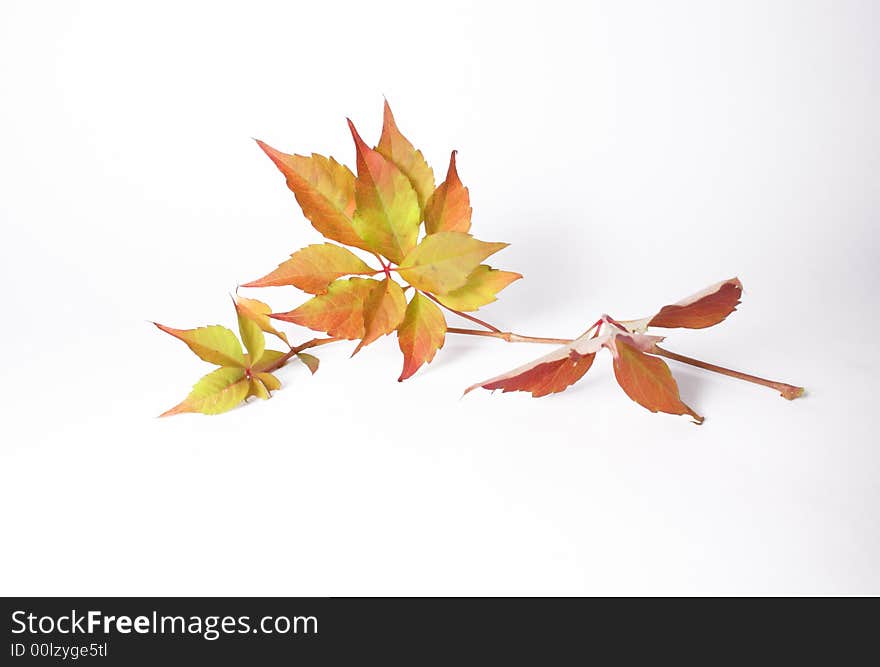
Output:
(423, 292), (502, 333)
(261, 337), (340, 373)
(447, 327), (572, 345)
(652, 345), (805, 400)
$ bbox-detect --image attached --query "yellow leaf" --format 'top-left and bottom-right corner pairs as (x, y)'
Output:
(242, 243), (374, 294)
(256, 371), (281, 390)
(353, 278), (407, 355)
(348, 119), (420, 263)
(397, 292), (446, 381)
(154, 323), (245, 368)
(272, 277), (377, 339)
(248, 376), (270, 400)
(436, 265), (522, 312)
(233, 296), (289, 346)
(397, 232), (508, 295)
(376, 100), (435, 211)
(255, 141), (368, 250)
(161, 367), (249, 416)
(236, 306), (265, 366)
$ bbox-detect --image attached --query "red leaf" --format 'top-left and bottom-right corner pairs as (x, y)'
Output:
(611, 336), (703, 423)
(648, 278), (743, 329)
(466, 334), (607, 397)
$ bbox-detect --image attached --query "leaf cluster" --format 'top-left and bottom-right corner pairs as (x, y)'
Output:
(157, 102), (520, 414)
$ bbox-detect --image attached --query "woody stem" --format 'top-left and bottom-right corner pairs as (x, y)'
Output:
(447, 327), (572, 345)
(652, 345), (805, 400)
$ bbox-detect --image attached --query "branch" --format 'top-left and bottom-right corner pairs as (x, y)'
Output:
(653, 345), (805, 400)
(447, 327), (571, 345)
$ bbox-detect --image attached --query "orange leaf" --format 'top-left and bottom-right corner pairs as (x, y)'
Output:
(648, 278), (743, 329)
(271, 277), (376, 339)
(481, 352), (595, 398)
(611, 336), (703, 423)
(242, 243), (374, 294)
(425, 151), (471, 234)
(352, 278), (407, 355)
(255, 140), (367, 250)
(376, 100), (435, 211)
(397, 292), (447, 381)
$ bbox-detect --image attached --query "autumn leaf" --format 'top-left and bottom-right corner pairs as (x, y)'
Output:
(233, 296), (289, 346)
(466, 319), (702, 422)
(153, 324), (245, 368)
(255, 141), (367, 251)
(247, 375), (271, 400)
(271, 277), (377, 339)
(161, 367), (251, 417)
(465, 333), (606, 398)
(436, 264), (522, 312)
(611, 335), (703, 424)
(348, 119), (420, 263)
(397, 232), (508, 295)
(649, 278), (742, 329)
(236, 305), (265, 366)
(297, 352), (320, 375)
(376, 100), (435, 211)
(622, 278), (743, 332)
(397, 292), (447, 381)
(479, 352), (595, 398)
(242, 243), (375, 294)
(157, 303), (292, 416)
(353, 278), (407, 355)
(425, 151), (471, 234)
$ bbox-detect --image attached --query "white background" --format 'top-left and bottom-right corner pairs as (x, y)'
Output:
(1, 0), (877, 595)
